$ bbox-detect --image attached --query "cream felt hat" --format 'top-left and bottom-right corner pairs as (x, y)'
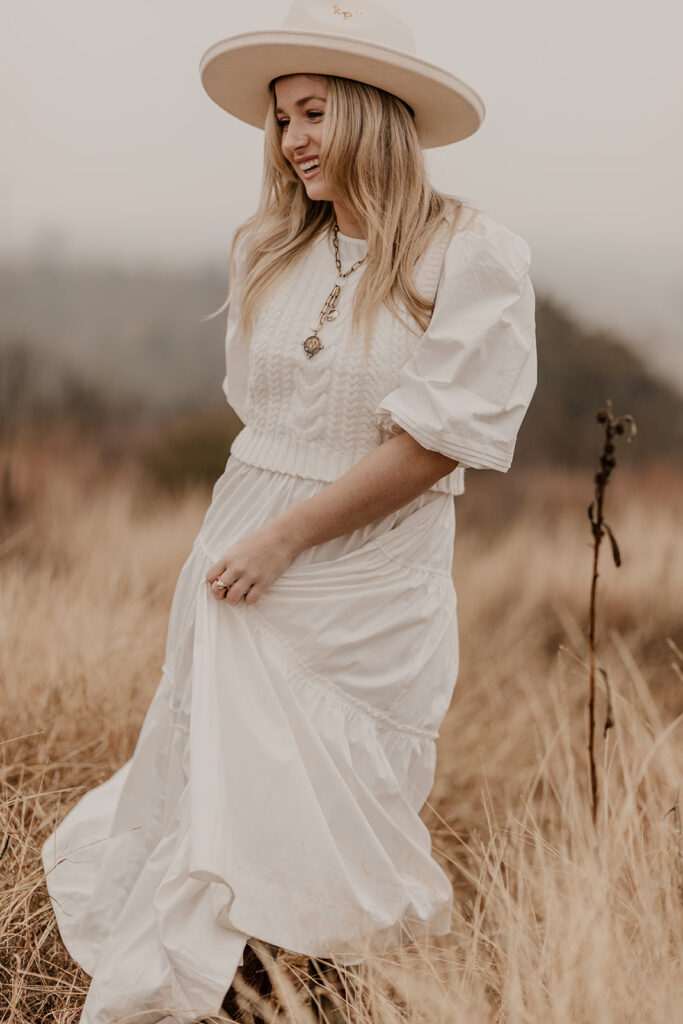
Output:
(199, 0), (485, 149)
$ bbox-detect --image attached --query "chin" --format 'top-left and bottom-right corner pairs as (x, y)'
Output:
(303, 178), (334, 203)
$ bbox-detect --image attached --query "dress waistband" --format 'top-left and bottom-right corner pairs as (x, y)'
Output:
(229, 425), (465, 496)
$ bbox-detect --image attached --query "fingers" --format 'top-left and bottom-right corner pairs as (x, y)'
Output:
(206, 560), (227, 587)
(208, 568), (256, 604)
(207, 561), (233, 601)
(210, 576), (231, 600)
(223, 577), (253, 605)
(206, 554), (266, 606)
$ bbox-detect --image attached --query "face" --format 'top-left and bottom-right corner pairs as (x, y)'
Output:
(273, 74), (336, 202)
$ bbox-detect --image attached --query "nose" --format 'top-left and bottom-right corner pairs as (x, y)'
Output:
(283, 119), (311, 158)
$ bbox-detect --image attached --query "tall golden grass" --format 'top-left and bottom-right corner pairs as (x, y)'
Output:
(1, 423), (681, 1023)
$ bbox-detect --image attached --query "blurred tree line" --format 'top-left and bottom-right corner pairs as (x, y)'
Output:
(1, 260), (681, 491)
(514, 295), (683, 467)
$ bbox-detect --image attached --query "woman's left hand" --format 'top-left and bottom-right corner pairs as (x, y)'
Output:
(205, 522), (299, 606)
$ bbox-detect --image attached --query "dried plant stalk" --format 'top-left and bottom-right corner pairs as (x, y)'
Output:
(586, 399), (636, 824)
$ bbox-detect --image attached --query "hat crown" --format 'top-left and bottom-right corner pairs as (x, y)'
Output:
(199, 0), (485, 147)
(282, 0), (417, 56)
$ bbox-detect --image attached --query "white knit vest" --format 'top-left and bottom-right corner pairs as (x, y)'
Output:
(230, 220), (467, 496)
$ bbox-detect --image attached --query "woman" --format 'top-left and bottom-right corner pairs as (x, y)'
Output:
(42, 2), (537, 1022)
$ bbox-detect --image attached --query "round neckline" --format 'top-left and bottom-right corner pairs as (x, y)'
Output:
(334, 229), (368, 255)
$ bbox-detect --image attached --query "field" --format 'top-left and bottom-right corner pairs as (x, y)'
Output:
(1, 421), (682, 1023)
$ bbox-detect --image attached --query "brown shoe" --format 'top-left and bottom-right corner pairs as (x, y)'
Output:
(221, 942), (275, 1024)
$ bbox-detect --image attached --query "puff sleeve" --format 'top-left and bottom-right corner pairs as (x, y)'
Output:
(221, 230), (250, 423)
(375, 213), (537, 472)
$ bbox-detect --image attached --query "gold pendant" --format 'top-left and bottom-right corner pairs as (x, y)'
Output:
(300, 229), (366, 361)
(303, 334), (323, 359)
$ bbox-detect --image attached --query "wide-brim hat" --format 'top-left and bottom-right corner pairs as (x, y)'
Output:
(199, 0), (485, 149)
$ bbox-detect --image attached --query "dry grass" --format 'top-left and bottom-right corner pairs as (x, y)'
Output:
(1, 424), (682, 1023)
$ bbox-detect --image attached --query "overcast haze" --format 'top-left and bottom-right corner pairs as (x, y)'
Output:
(3, 0), (682, 387)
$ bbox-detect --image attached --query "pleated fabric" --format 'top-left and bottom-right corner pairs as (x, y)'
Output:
(42, 453), (459, 1023)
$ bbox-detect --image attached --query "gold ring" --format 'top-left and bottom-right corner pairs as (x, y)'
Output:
(213, 578), (229, 590)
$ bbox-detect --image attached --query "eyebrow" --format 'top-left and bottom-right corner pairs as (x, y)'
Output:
(275, 95), (327, 115)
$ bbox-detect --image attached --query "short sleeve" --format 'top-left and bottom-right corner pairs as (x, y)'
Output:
(375, 212), (537, 472)
(221, 230), (250, 423)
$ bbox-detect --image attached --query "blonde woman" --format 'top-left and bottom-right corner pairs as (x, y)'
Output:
(42, 2), (537, 1022)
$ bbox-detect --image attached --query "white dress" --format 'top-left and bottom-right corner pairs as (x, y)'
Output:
(42, 207), (537, 1024)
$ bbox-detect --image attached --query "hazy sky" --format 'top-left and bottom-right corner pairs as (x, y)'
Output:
(3, 0), (682, 384)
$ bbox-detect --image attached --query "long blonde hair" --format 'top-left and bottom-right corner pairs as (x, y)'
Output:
(215, 75), (468, 347)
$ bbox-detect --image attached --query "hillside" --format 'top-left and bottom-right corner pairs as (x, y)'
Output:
(514, 295), (683, 465)
(1, 260), (681, 466)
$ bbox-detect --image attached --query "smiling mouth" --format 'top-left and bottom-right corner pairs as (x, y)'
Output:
(298, 158), (320, 178)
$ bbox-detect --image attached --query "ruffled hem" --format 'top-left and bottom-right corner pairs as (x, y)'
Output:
(42, 455), (459, 1022)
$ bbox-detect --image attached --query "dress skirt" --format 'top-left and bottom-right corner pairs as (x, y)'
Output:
(42, 451), (460, 1024)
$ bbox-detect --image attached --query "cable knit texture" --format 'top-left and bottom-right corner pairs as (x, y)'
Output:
(223, 206), (537, 495)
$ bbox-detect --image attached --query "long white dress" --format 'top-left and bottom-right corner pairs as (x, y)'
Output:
(42, 209), (537, 1024)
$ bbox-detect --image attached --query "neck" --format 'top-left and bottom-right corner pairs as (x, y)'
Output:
(333, 201), (365, 239)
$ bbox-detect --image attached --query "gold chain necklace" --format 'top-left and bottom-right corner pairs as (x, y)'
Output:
(302, 223), (367, 359)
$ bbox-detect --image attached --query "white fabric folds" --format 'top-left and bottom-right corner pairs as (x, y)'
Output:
(42, 458), (459, 1024)
(375, 214), (537, 472)
(42, 207), (536, 1023)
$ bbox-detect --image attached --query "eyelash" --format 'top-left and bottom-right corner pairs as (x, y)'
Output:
(277, 110), (324, 129)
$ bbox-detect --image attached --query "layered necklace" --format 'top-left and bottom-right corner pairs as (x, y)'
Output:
(302, 223), (367, 359)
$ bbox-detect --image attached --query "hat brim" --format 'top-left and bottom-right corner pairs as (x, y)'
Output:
(199, 29), (485, 149)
